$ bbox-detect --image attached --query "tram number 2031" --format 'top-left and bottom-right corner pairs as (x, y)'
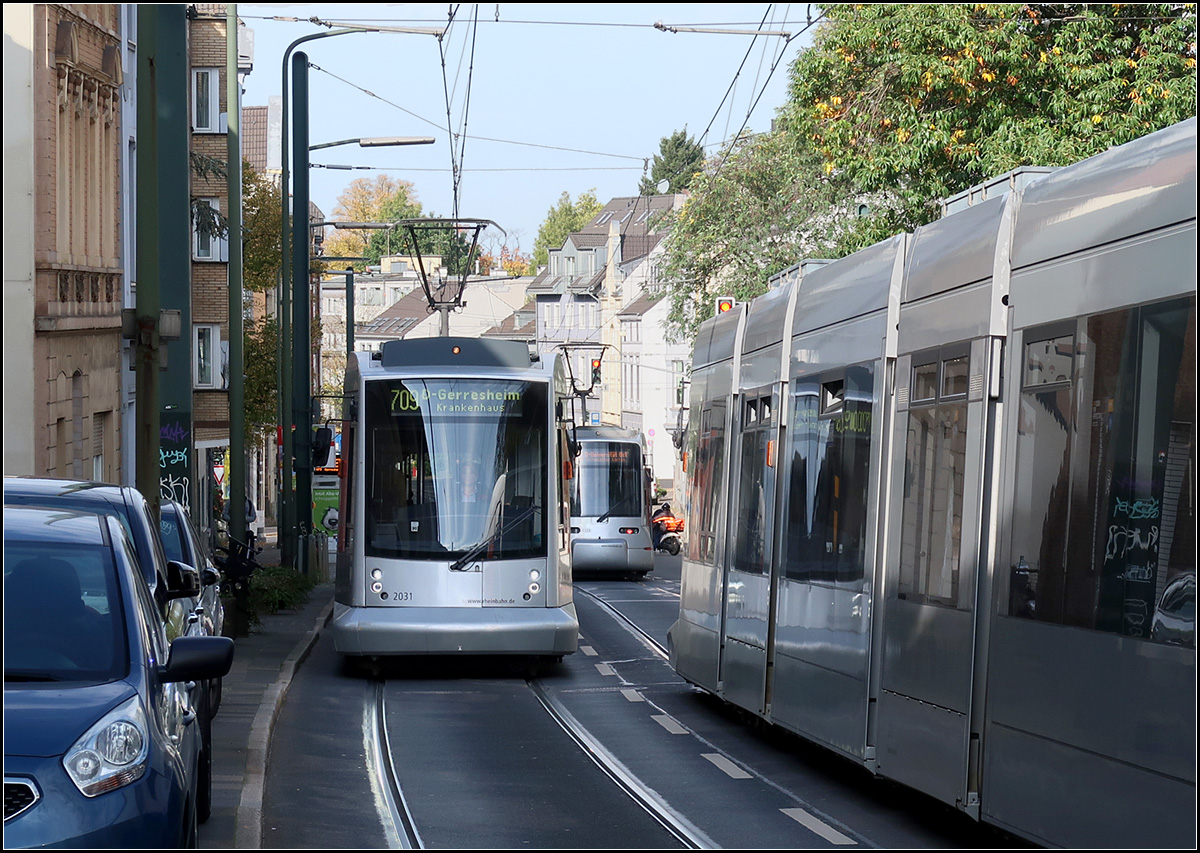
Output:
(387, 591), (414, 602)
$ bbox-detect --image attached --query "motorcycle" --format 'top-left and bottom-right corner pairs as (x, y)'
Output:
(653, 513), (684, 556)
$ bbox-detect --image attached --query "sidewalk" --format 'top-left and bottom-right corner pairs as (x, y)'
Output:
(201, 528), (336, 849)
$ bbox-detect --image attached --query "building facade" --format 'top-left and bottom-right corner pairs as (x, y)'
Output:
(4, 4), (126, 482)
(187, 4), (257, 532)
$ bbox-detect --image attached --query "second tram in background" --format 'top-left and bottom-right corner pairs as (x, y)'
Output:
(332, 337), (579, 663)
(670, 118), (1196, 848)
(569, 426), (655, 578)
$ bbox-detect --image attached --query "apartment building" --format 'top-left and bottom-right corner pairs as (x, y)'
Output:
(4, 4), (126, 481)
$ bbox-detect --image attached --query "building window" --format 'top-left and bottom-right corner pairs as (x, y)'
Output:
(194, 324), (225, 389)
(193, 198), (228, 261)
(192, 67), (221, 133)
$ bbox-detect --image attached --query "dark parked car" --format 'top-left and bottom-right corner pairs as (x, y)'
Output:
(3, 505), (233, 847)
(4, 477), (225, 822)
(159, 499), (225, 706)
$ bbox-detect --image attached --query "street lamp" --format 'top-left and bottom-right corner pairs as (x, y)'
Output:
(279, 24), (441, 570)
(295, 136), (433, 555)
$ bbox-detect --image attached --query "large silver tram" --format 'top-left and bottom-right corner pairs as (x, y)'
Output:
(669, 118), (1196, 849)
(568, 426), (655, 576)
(332, 337), (579, 660)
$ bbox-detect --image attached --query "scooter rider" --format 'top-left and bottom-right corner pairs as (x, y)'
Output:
(651, 502), (672, 550)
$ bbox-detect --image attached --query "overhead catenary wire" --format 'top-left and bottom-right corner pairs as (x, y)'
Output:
(268, 7), (820, 247)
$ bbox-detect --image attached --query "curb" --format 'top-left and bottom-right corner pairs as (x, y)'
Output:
(233, 597), (335, 849)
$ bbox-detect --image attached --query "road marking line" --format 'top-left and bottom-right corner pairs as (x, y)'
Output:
(595, 662), (616, 676)
(581, 645), (597, 656)
(651, 714), (688, 734)
(780, 808), (856, 845)
(620, 688), (644, 702)
(701, 753), (752, 779)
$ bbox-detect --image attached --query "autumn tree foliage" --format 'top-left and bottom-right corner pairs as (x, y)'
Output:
(477, 243), (534, 277)
(782, 3), (1197, 228)
(660, 2), (1197, 344)
(322, 174), (422, 268)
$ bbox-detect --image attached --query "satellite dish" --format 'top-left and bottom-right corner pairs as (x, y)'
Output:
(656, 179), (670, 194)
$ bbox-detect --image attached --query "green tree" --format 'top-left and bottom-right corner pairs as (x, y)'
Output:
(240, 163), (282, 443)
(782, 3), (1197, 227)
(375, 217), (476, 277)
(638, 129), (706, 195)
(242, 162), (282, 293)
(532, 189), (603, 269)
(659, 130), (876, 343)
(363, 190), (424, 267)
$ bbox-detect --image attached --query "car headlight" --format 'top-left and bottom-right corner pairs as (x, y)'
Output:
(63, 696), (149, 796)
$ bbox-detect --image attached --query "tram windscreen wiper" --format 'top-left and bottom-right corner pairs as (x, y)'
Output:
(449, 504), (540, 572)
(596, 496), (630, 523)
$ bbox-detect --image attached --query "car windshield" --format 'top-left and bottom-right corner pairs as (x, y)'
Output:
(571, 442), (644, 519)
(363, 377), (548, 560)
(159, 508), (187, 564)
(4, 541), (128, 682)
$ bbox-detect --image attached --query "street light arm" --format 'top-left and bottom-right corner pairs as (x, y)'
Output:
(653, 21), (792, 37)
(309, 136), (436, 151)
(278, 22), (444, 568)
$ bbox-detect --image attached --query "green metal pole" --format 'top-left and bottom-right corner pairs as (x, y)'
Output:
(134, 6), (161, 518)
(292, 51), (313, 573)
(279, 28), (363, 569)
(227, 5), (247, 547)
(346, 268), (355, 355)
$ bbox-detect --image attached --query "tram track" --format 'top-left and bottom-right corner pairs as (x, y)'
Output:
(366, 680), (422, 849)
(525, 677), (713, 849)
(573, 583), (670, 659)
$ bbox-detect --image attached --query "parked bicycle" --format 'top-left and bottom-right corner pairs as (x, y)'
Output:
(213, 533), (261, 637)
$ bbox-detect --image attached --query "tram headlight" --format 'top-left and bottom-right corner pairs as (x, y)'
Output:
(529, 582), (540, 595)
(371, 581), (383, 594)
(529, 569), (540, 581)
(371, 568), (383, 580)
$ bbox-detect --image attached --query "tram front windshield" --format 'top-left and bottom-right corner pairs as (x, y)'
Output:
(364, 378), (548, 560)
(571, 442), (644, 519)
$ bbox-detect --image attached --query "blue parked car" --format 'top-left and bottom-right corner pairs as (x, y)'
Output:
(4, 477), (224, 823)
(3, 505), (233, 847)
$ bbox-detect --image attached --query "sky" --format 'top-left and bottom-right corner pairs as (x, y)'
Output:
(237, 3), (820, 255)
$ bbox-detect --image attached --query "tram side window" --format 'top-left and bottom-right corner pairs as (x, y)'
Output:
(1008, 296), (1195, 647)
(693, 400), (727, 564)
(733, 396), (772, 575)
(785, 366), (874, 584)
(897, 350), (969, 607)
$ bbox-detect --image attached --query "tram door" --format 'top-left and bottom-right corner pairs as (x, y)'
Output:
(877, 332), (998, 811)
(721, 383), (779, 714)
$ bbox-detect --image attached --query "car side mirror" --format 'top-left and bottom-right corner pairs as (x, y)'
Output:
(160, 635), (234, 683)
(165, 560), (201, 599)
(201, 566), (222, 587)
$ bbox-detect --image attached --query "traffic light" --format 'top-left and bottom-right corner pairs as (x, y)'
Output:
(590, 358), (602, 384)
(716, 296), (735, 314)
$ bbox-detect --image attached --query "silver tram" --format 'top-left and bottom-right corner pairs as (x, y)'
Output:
(568, 426), (655, 576)
(669, 118), (1196, 849)
(332, 337), (579, 660)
